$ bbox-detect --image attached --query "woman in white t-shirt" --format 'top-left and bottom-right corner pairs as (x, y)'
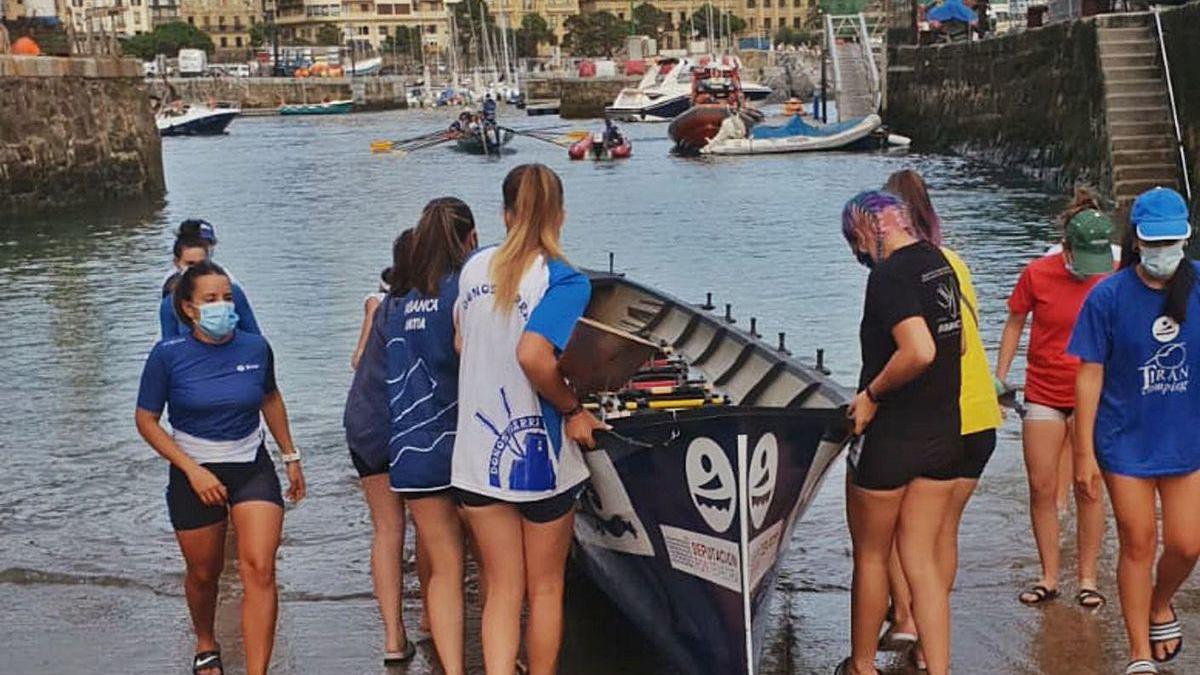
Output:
(452, 163), (605, 675)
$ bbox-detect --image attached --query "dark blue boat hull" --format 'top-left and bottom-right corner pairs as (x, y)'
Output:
(159, 111), (238, 137)
(574, 407), (847, 675)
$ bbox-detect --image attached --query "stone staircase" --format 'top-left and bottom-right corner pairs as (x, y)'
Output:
(834, 41), (879, 120)
(1098, 19), (1183, 208)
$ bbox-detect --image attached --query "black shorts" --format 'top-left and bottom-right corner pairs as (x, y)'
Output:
(167, 445), (283, 531)
(848, 433), (961, 491)
(455, 485), (584, 524)
(955, 429), (997, 480)
(401, 487), (454, 501)
(350, 449), (388, 478)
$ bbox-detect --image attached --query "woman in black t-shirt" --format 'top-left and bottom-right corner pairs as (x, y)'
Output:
(834, 190), (964, 675)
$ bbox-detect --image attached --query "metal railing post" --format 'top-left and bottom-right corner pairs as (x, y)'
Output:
(1153, 6), (1192, 201)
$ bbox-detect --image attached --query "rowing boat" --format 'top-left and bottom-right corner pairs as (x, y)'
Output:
(570, 270), (852, 675)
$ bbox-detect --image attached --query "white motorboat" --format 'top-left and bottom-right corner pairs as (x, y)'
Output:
(606, 56), (773, 123)
(701, 114), (884, 155)
(156, 102), (240, 136)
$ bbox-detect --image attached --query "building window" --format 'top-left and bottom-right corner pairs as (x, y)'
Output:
(746, 0), (755, 7)
(187, 15), (193, 23)
(379, 25), (388, 34)
(220, 36), (227, 46)
(378, 2), (392, 12)
(764, 17), (771, 28)
(236, 36), (242, 46)
(395, 3), (410, 13)
(763, 0), (771, 6)
(358, 25), (369, 35)
(794, 0), (802, 6)
(425, 24), (434, 33)
(748, 17), (756, 28)
(360, 2), (368, 10)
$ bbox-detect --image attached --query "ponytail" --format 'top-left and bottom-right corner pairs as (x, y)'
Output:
(1164, 257), (1195, 325)
(490, 164), (565, 313)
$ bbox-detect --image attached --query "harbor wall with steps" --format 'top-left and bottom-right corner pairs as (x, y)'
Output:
(164, 76), (410, 112)
(0, 55), (164, 216)
(886, 17), (1112, 197)
(1159, 1), (1200, 221)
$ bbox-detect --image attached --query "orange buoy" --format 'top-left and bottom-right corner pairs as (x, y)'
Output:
(12, 36), (41, 56)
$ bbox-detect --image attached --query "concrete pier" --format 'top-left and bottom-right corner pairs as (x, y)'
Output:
(0, 56), (164, 216)
(165, 76), (411, 112)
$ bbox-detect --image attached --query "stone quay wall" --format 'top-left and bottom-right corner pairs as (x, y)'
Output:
(525, 76), (638, 119)
(1, 56), (164, 216)
(165, 76), (409, 111)
(886, 19), (1110, 195)
(1160, 1), (1200, 221)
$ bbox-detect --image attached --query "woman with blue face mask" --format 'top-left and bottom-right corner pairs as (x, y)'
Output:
(135, 261), (306, 675)
(1069, 187), (1200, 675)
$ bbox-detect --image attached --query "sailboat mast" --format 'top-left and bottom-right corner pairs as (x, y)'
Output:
(498, 0), (512, 85)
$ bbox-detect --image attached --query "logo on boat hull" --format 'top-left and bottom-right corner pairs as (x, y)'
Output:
(686, 437), (736, 533)
(749, 433), (778, 530)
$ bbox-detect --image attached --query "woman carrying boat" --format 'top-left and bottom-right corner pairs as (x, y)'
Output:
(135, 261), (305, 675)
(995, 193), (1114, 609)
(379, 199), (475, 673)
(837, 190), (963, 675)
(452, 164), (606, 675)
(1070, 188), (1200, 675)
(879, 170), (1002, 669)
(343, 229), (419, 666)
(160, 222), (261, 338)
(350, 266), (392, 371)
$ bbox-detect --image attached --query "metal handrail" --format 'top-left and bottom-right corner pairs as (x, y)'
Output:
(825, 13), (844, 122)
(1153, 6), (1192, 200)
(857, 12), (882, 113)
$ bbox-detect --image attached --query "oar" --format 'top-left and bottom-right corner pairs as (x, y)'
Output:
(502, 126), (584, 148)
(370, 130), (451, 153)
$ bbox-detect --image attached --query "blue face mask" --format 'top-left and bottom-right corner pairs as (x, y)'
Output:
(196, 301), (238, 339)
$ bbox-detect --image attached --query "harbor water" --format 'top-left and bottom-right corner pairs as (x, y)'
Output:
(1, 109), (1197, 674)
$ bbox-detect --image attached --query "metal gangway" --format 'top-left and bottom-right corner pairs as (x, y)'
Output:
(824, 12), (885, 122)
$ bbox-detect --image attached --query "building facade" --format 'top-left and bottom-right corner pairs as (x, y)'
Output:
(178, 0), (260, 50)
(273, 0), (450, 50)
(67, 0), (153, 37)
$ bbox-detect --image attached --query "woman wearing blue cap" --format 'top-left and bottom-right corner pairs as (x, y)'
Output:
(160, 220), (262, 338)
(1069, 187), (1200, 675)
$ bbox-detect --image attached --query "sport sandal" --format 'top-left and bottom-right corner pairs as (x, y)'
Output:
(1018, 584), (1059, 606)
(192, 649), (223, 675)
(1150, 606), (1183, 663)
(1126, 659), (1158, 674)
(383, 638), (416, 666)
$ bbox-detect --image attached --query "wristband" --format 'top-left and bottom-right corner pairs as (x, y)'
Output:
(280, 448), (301, 464)
(865, 384), (881, 404)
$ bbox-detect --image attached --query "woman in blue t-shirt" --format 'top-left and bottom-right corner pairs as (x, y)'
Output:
(347, 198), (477, 672)
(160, 223), (261, 338)
(136, 261), (306, 675)
(452, 164), (605, 675)
(1070, 188), (1200, 675)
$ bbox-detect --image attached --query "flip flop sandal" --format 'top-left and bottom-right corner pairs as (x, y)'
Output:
(1076, 588), (1106, 609)
(1150, 606), (1183, 663)
(383, 639), (417, 666)
(1126, 659), (1159, 674)
(1018, 584), (1059, 606)
(192, 649), (223, 675)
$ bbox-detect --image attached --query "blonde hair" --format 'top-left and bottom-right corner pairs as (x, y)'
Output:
(489, 164), (565, 312)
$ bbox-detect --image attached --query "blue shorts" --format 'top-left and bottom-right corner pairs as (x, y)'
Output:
(167, 445), (283, 531)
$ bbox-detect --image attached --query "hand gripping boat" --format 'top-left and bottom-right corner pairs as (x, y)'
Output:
(564, 270), (852, 675)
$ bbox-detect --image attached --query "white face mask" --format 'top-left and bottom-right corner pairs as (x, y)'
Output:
(1141, 241), (1186, 280)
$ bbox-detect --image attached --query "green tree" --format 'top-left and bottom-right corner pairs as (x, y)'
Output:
(315, 23), (343, 46)
(683, 4), (745, 39)
(562, 11), (628, 57)
(119, 21), (214, 59)
(774, 26), (814, 46)
(515, 12), (556, 58)
(631, 3), (672, 40)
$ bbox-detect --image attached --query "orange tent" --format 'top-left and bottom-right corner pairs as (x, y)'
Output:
(12, 36), (42, 56)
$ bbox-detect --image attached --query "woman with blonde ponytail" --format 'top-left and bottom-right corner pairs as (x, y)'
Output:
(452, 164), (605, 675)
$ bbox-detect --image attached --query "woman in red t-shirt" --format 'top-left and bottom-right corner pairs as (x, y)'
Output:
(996, 190), (1113, 609)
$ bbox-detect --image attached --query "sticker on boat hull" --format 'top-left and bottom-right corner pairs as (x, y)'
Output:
(685, 436), (737, 533)
(576, 452), (655, 557)
(660, 524), (741, 592)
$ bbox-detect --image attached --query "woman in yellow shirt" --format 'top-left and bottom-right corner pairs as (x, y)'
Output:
(882, 170), (1004, 667)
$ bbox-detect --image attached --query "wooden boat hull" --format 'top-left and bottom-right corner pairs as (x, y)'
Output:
(572, 272), (852, 675)
(668, 105), (763, 155)
(454, 128), (513, 154)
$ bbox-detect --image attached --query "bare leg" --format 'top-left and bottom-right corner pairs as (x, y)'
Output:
(1020, 418), (1069, 600)
(887, 544), (916, 636)
(416, 531), (432, 634)
(230, 501), (284, 675)
(1067, 419), (1104, 592)
(462, 503), (525, 675)
(360, 474), (408, 653)
(176, 520), (228, 675)
(522, 510), (575, 675)
(896, 478), (956, 675)
(1056, 433), (1073, 512)
(938, 478), (977, 592)
(1150, 471), (1200, 661)
(1105, 472), (1158, 664)
(846, 477), (905, 675)
(409, 495), (465, 675)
